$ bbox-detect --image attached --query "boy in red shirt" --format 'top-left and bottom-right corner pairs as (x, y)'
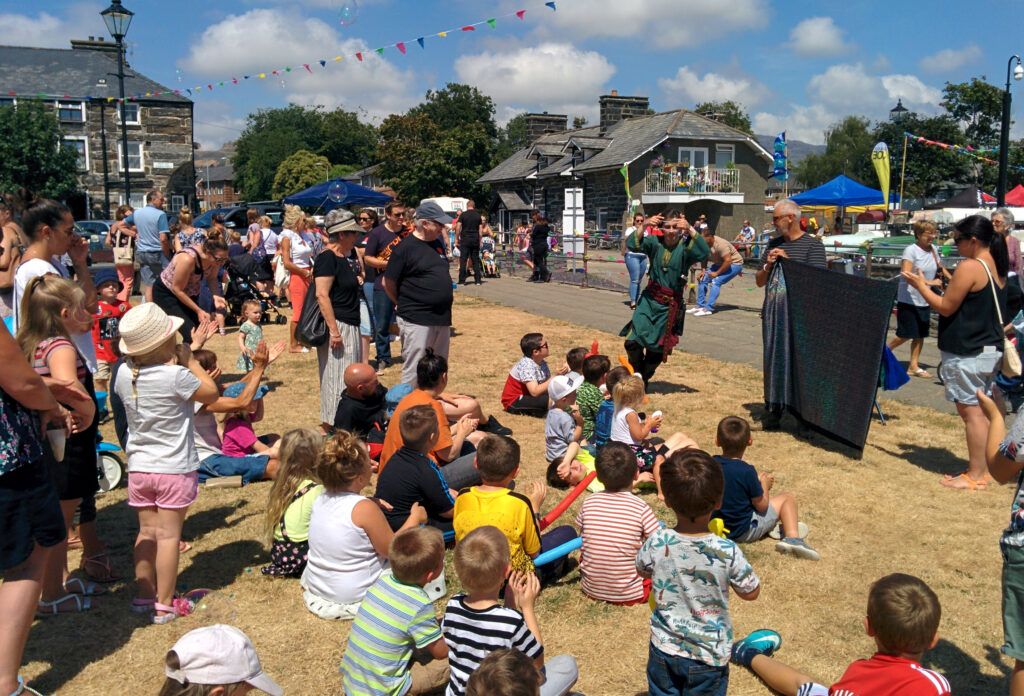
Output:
(732, 573), (950, 696)
(91, 268), (131, 392)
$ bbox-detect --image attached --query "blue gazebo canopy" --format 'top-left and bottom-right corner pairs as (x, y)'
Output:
(283, 178), (393, 211)
(789, 175), (898, 207)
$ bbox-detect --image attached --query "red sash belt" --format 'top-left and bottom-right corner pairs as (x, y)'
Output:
(644, 280), (685, 351)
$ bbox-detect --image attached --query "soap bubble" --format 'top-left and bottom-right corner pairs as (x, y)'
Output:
(181, 589), (236, 625)
(175, 69), (182, 82)
(328, 181), (346, 203)
(338, 1), (358, 26)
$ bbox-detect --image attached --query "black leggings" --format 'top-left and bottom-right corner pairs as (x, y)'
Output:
(624, 339), (664, 385)
(531, 245), (549, 280)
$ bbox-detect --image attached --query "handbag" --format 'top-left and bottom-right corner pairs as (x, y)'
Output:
(113, 229), (134, 265)
(980, 259), (1022, 378)
(295, 277), (327, 347)
(929, 246), (949, 294)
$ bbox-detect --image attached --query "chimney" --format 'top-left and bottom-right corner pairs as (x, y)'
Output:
(70, 38), (122, 57)
(599, 93), (649, 134)
(523, 112), (568, 143)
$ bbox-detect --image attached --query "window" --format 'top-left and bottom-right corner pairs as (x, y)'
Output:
(0, 97), (14, 109)
(117, 141), (144, 172)
(677, 146), (708, 169)
(118, 193), (146, 209)
(116, 102), (140, 125)
(57, 100), (85, 122)
(715, 144), (735, 168)
(61, 137), (89, 171)
(596, 209), (608, 231)
(168, 195), (185, 213)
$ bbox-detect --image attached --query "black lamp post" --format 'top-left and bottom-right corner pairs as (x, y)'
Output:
(998, 55), (1023, 206)
(101, 0), (134, 207)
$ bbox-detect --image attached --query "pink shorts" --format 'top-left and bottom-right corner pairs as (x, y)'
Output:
(128, 471), (199, 509)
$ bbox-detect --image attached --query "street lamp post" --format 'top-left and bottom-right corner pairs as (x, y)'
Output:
(101, 0), (134, 208)
(998, 55), (1023, 206)
(316, 161), (329, 182)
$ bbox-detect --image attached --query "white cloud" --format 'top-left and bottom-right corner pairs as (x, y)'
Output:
(181, 8), (418, 120)
(524, 0), (766, 49)
(0, 4), (108, 48)
(658, 67), (771, 109)
(753, 103), (837, 145)
(784, 17), (853, 58)
(454, 42), (615, 125)
(193, 100), (247, 151)
(880, 74), (942, 106)
(918, 43), (983, 74)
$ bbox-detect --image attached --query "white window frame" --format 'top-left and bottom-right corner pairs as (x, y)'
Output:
(116, 102), (141, 125)
(168, 195), (185, 213)
(715, 144), (735, 168)
(118, 193), (146, 209)
(677, 146), (709, 169)
(61, 136), (89, 171)
(117, 141), (144, 172)
(56, 100), (86, 123)
(596, 209), (609, 231)
(0, 97), (15, 108)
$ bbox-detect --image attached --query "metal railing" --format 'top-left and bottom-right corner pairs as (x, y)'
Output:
(644, 167), (740, 195)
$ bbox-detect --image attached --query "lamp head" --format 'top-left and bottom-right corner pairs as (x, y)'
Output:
(1014, 59), (1024, 82)
(100, 0), (133, 40)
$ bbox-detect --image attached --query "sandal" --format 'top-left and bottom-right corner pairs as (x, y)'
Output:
(66, 532), (82, 550)
(179, 540), (193, 553)
(79, 552), (121, 583)
(10, 675), (45, 696)
(130, 597), (157, 613)
(941, 472), (987, 490)
(63, 577), (107, 596)
(36, 593), (92, 616)
(909, 367), (932, 378)
(152, 602), (179, 625)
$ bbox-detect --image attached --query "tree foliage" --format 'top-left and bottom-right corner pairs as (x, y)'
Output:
(793, 116), (874, 188)
(494, 114), (528, 163)
(408, 83), (498, 139)
(0, 101), (79, 200)
(271, 150), (330, 199)
(694, 100), (753, 135)
(572, 115), (589, 129)
(942, 77), (1005, 147)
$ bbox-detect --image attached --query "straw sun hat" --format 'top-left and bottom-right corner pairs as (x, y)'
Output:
(118, 303), (184, 356)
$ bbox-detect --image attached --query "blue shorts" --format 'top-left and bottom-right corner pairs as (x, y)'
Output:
(359, 298), (373, 338)
(939, 347), (1001, 405)
(733, 505), (780, 543)
(647, 643), (728, 696)
(137, 250), (169, 288)
(198, 453), (269, 485)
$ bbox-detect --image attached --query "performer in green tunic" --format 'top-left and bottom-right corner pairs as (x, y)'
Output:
(620, 210), (709, 384)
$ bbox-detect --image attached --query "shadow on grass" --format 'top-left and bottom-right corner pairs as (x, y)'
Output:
(923, 638), (1011, 695)
(182, 500), (252, 542)
(177, 539), (267, 594)
(648, 381), (698, 395)
(738, 402), (865, 459)
(870, 442), (965, 476)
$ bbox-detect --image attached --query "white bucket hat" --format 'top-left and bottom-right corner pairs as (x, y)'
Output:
(166, 625), (283, 695)
(118, 303), (184, 356)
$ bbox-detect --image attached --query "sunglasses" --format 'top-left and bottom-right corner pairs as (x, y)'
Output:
(214, 255), (229, 264)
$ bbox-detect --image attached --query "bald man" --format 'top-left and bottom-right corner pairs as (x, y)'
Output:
(333, 362), (388, 440)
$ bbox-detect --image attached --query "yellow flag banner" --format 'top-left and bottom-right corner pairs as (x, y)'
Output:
(871, 142), (891, 208)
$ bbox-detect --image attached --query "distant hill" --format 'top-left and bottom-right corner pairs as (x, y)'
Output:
(755, 135), (824, 164)
(195, 141), (236, 168)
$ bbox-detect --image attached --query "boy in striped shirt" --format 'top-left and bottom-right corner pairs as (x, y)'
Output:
(441, 526), (578, 696)
(341, 527), (449, 696)
(575, 442), (661, 604)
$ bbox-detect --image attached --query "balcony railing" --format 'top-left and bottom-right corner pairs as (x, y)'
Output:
(644, 167), (740, 195)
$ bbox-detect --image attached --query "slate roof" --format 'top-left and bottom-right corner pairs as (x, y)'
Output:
(536, 153), (574, 178)
(564, 136), (611, 152)
(497, 190), (533, 211)
(0, 45), (190, 103)
(479, 125), (602, 184)
(199, 165), (233, 183)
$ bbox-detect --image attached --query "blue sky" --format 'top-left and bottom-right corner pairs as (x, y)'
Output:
(4, 0), (1024, 149)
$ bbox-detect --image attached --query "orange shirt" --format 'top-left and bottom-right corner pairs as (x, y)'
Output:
(379, 389), (453, 471)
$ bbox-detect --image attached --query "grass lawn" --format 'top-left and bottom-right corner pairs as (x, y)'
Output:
(21, 294), (1017, 695)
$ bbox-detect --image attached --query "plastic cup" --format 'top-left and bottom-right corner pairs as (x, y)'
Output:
(47, 428), (66, 462)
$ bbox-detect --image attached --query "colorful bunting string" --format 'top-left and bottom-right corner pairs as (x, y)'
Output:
(0, 1), (555, 103)
(905, 131), (1024, 171)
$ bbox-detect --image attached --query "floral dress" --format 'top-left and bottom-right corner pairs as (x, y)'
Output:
(235, 320), (263, 371)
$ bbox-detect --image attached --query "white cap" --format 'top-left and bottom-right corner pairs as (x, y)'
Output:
(548, 374), (580, 402)
(166, 625), (283, 696)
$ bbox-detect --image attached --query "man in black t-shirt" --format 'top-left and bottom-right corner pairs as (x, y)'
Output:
(455, 199), (483, 285)
(363, 200), (408, 369)
(529, 210), (552, 282)
(333, 362), (389, 460)
(383, 201), (455, 386)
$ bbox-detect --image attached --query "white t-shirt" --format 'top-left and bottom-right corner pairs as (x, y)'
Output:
(114, 362), (202, 474)
(261, 228), (279, 255)
(611, 406), (640, 446)
(13, 257), (97, 373)
(281, 229), (314, 269)
(897, 243), (940, 307)
(192, 406), (222, 461)
(302, 491), (387, 605)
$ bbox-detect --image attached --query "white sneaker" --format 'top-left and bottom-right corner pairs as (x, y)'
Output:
(694, 309), (712, 316)
(768, 521), (809, 540)
(686, 307), (700, 314)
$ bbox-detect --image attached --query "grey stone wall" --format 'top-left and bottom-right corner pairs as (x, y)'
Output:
(524, 113), (568, 144)
(598, 95), (650, 134)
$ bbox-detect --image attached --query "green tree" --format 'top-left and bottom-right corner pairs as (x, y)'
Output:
(328, 163), (359, 180)
(0, 101), (79, 199)
(494, 113), (528, 162)
(941, 77), (1007, 189)
(871, 114), (971, 199)
(408, 83), (498, 139)
(572, 115), (588, 129)
(319, 109), (379, 170)
(694, 100), (753, 135)
(793, 115), (874, 188)
(271, 150), (330, 198)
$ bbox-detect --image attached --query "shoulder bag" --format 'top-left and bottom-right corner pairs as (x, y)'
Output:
(979, 259), (1021, 378)
(113, 229), (135, 266)
(295, 266), (328, 348)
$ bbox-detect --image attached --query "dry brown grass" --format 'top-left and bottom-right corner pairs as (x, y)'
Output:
(23, 294), (1015, 695)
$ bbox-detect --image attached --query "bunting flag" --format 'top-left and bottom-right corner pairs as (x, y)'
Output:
(0, 1), (558, 103)
(905, 131), (1024, 171)
(619, 165), (630, 198)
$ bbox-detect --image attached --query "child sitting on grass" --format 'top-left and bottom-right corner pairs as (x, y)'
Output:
(341, 526), (450, 696)
(576, 442), (660, 605)
(158, 625), (283, 696)
(501, 333), (567, 416)
(221, 382), (280, 463)
(453, 435), (576, 581)
(442, 526), (579, 696)
(732, 574), (949, 696)
(711, 416), (818, 561)
(466, 649), (540, 696)
(564, 346), (587, 384)
(592, 365), (630, 449)
(262, 428), (324, 577)
(636, 449), (761, 696)
(375, 404), (457, 542)
(543, 374), (600, 493)
(577, 354), (610, 445)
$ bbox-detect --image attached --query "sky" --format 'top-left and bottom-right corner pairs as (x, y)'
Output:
(4, 0), (1024, 151)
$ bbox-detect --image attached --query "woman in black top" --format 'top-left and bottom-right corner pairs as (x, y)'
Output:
(313, 209), (363, 432)
(529, 211), (551, 282)
(903, 215), (1011, 490)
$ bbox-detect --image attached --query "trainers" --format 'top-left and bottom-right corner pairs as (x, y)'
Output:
(775, 537), (820, 561)
(768, 521), (809, 540)
(694, 309), (713, 316)
(731, 629), (782, 667)
(481, 416), (513, 437)
(686, 307), (700, 314)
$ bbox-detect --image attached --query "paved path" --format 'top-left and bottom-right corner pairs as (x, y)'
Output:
(455, 270), (956, 415)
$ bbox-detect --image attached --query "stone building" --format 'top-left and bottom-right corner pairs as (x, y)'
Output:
(479, 93), (773, 240)
(0, 38), (196, 220)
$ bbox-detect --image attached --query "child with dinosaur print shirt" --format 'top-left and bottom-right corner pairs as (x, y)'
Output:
(636, 449), (761, 696)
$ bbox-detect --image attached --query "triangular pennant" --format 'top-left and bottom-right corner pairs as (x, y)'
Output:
(258, 73), (265, 78)
(438, 31), (447, 37)
(461, 25), (475, 31)
(417, 37), (425, 48)
(355, 52), (363, 61)
(396, 42), (406, 54)
(375, 47), (384, 55)
(487, 18), (495, 28)
(545, 1), (556, 9)
(319, 60), (326, 67)
(516, 10), (526, 18)
(335, 56), (342, 61)
(284, 67), (291, 72)
(186, 89), (192, 95)
(218, 82), (224, 86)
(244, 75), (250, 79)
(303, 64), (312, 73)
(232, 78), (237, 84)
(207, 84), (212, 90)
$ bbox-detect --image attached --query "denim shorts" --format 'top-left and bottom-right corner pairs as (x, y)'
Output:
(938, 347), (1001, 405)
(137, 250), (168, 287)
(359, 298), (373, 338)
(1002, 544), (1024, 661)
(733, 504), (780, 543)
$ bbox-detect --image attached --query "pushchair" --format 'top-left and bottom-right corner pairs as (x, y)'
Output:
(224, 253), (287, 325)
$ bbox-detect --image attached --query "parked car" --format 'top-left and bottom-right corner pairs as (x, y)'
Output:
(194, 204), (284, 233)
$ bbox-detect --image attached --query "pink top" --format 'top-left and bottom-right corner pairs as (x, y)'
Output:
(222, 416), (258, 457)
(160, 246), (204, 297)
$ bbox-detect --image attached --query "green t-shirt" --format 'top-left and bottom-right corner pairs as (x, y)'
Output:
(272, 478), (324, 542)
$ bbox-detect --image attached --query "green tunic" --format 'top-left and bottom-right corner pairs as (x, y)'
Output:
(621, 230), (709, 350)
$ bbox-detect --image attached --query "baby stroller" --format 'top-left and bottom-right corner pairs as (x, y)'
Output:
(224, 253), (287, 325)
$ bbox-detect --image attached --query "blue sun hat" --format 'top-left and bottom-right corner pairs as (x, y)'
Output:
(223, 382), (269, 400)
(385, 383), (413, 417)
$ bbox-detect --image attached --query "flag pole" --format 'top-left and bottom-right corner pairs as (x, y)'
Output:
(783, 141), (789, 198)
(898, 133), (908, 212)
